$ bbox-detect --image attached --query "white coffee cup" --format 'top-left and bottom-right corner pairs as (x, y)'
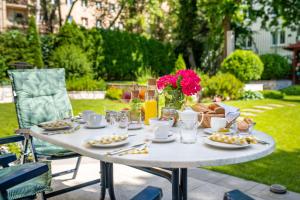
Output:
(87, 114), (102, 127)
(210, 117), (227, 131)
(154, 125), (169, 139)
(82, 110), (94, 122)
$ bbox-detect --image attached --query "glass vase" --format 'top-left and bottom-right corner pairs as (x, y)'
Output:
(164, 89), (185, 110)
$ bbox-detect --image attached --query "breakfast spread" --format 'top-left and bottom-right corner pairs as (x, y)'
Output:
(39, 120), (72, 129)
(237, 117), (255, 132)
(89, 135), (128, 145)
(208, 133), (257, 145)
(192, 103), (225, 114)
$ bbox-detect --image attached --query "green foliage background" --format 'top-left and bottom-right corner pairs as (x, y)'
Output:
(221, 50), (264, 82)
(260, 54), (291, 80)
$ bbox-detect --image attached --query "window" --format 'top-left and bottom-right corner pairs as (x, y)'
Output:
(81, 0), (87, 7)
(66, 0), (73, 7)
(271, 31), (286, 46)
(280, 31), (285, 44)
(246, 37), (252, 48)
(109, 3), (115, 12)
(81, 17), (88, 27)
(96, 1), (102, 9)
(271, 32), (278, 45)
(68, 16), (73, 23)
(96, 19), (102, 28)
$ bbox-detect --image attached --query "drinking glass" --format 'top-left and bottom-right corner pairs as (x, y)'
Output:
(109, 111), (128, 135)
(179, 120), (198, 144)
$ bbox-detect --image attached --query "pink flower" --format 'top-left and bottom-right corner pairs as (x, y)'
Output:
(176, 70), (201, 96)
(157, 74), (177, 90)
(157, 69), (201, 96)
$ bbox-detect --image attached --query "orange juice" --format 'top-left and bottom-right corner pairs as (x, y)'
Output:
(144, 99), (157, 125)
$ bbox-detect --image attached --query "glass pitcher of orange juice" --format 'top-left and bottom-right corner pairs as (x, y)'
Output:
(144, 90), (157, 125)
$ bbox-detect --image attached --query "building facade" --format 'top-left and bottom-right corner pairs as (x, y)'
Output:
(0, 0), (123, 32)
(242, 20), (300, 60)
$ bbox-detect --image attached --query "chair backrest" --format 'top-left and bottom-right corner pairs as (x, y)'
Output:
(8, 68), (73, 129)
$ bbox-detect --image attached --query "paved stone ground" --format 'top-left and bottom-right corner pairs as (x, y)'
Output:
(41, 157), (300, 200)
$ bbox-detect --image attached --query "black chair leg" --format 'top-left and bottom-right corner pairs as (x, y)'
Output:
(72, 156), (82, 179)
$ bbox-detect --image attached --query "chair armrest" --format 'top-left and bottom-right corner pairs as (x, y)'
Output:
(0, 135), (24, 145)
(0, 163), (49, 191)
(0, 154), (17, 167)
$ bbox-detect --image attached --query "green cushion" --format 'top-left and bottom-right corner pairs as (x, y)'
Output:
(8, 69), (74, 157)
(0, 162), (52, 200)
(8, 69), (73, 129)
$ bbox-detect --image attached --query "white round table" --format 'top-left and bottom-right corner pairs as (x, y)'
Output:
(30, 125), (275, 200)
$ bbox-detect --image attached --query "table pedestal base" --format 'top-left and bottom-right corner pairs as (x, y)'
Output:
(100, 162), (188, 200)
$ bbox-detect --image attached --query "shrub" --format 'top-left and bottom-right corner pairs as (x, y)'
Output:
(105, 87), (123, 100)
(135, 67), (155, 85)
(174, 54), (186, 72)
(261, 90), (284, 99)
(221, 50), (264, 82)
(241, 90), (264, 100)
(281, 85), (300, 95)
(260, 54), (291, 80)
(27, 16), (44, 68)
(202, 73), (244, 100)
(0, 56), (7, 83)
(66, 76), (106, 91)
(49, 44), (91, 79)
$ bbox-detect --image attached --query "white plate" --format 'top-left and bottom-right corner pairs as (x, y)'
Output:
(84, 123), (107, 129)
(86, 139), (129, 148)
(203, 138), (249, 149)
(149, 135), (177, 143)
(39, 121), (73, 131)
(203, 128), (234, 135)
(128, 123), (143, 130)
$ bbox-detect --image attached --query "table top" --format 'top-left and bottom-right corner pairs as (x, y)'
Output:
(30, 125), (275, 168)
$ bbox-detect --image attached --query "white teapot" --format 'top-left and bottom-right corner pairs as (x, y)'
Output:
(177, 107), (203, 126)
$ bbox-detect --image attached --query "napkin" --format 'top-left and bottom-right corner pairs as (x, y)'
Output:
(217, 103), (240, 122)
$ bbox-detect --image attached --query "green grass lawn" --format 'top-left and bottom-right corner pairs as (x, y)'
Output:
(0, 97), (300, 193)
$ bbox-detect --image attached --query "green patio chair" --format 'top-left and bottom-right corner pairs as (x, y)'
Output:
(0, 135), (51, 200)
(8, 68), (100, 198)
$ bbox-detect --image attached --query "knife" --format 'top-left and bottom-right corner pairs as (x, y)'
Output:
(106, 143), (146, 156)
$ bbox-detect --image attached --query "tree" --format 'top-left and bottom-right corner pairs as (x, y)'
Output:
(176, 0), (198, 68)
(27, 16), (44, 68)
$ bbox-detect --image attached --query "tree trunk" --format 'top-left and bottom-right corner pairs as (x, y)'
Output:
(222, 15), (231, 60)
(108, 2), (126, 29)
(57, 0), (62, 27)
(187, 46), (196, 69)
(65, 0), (79, 24)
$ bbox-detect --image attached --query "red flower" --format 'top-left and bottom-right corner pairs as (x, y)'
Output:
(157, 69), (201, 96)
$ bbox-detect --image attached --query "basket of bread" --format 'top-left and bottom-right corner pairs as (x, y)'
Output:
(192, 103), (235, 128)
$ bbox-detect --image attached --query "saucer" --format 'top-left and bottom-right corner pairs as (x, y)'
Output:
(128, 123), (143, 130)
(84, 122), (107, 129)
(150, 135), (177, 143)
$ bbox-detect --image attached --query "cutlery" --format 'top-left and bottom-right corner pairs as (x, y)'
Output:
(43, 124), (80, 135)
(106, 143), (146, 156)
(257, 139), (269, 145)
(118, 144), (148, 156)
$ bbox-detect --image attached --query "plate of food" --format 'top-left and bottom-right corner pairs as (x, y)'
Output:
(128, 123), (143, 130)
(203, 128), (235, 135)
(86, 134), (129, 148)
(38, 120), (73, 131)
(203, 133), (257, 149)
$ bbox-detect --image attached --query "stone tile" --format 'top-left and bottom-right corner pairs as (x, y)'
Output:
(247, 183), (270, 195)
(188, 168), (230, 184)
(266, 104), (284, 108)
(253, 106), (274, 110)
(241, 112), (257, 116)
(242, 108), (265, 113)
(188, 181), (229, 200)
(213, 175), (257, 191)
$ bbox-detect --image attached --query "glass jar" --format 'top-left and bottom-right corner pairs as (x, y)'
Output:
(144, 90), (158, 125)
(179, 120), (198, 144)
(164, 89), (185, 110)
(129, 90), (142, 124)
